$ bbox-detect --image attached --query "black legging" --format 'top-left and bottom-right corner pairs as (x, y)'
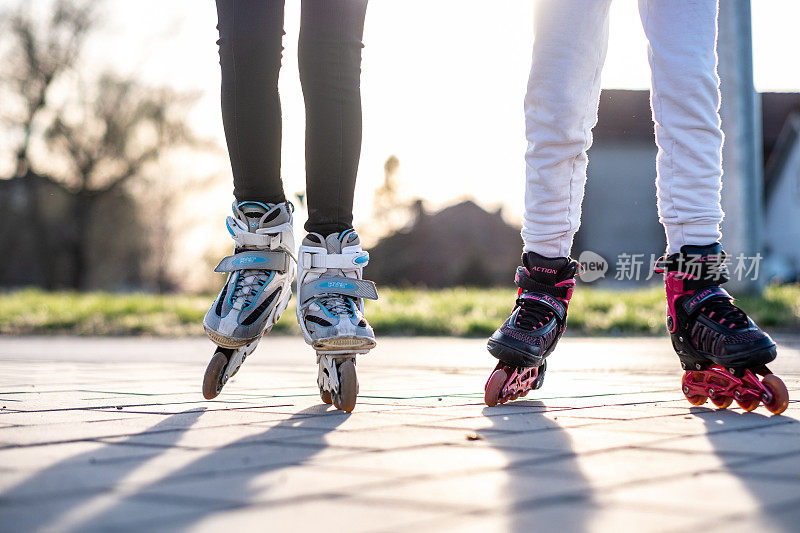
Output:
(215, 0), (368, 236)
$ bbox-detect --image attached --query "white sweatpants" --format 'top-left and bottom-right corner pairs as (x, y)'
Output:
(522, 0), (725, 258)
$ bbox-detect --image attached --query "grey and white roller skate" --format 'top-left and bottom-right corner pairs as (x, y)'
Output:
(296, 230), (378, 412)
(202, 201), (296, 399)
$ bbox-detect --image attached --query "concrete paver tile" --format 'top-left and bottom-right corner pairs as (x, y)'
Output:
(635, 424), (800, 456)
(168, 498), (448, 533)
(1, 336), (798, 532)
(597, 471), (799, 514)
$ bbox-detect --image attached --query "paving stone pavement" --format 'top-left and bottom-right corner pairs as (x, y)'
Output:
(0, 335), (799, 533)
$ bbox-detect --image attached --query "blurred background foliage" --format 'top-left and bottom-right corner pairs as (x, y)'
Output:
(2, 285), (798, 337)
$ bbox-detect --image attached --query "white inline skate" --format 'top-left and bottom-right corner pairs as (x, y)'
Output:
(202, 201), (295, 399)
(296, 230), (378, 412)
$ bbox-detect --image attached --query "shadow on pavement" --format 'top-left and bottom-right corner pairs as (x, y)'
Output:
(696, 407), (800, 532)
(482, 399), (595, 529)
(79, 404), (348, 531)
(0, 408), (206, 532)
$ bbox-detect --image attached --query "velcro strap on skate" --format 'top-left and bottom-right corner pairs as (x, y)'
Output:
(515, 267), (569, 299)
(654, 253), (729, 289)
(214, 251), (289, 273)
(517, 292), (567, 321)
(301, 276), (378, 301)
(231, 231), (281, 249)
(681, 285), (732, 317)
(300, 250), (369, 271)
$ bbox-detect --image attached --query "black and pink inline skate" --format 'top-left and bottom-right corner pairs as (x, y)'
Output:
(656, 243), (789, 414)
(484, 252), (580, 406)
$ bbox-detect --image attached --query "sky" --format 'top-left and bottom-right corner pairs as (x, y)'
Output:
(80, 0), (799, 233)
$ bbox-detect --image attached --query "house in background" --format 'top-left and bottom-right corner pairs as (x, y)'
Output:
(367, 200), (520, 287)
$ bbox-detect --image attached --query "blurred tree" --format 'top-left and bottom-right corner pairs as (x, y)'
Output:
(43, 74), (201, 289)
(364, 155), (417, 246)
(1, 0), (206, 290)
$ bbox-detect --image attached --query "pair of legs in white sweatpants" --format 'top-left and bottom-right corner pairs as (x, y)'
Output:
(484, 0), (784, 413)
(522, 0), (724, 258)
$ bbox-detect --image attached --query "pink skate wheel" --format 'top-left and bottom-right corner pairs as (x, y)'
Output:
(711, 396), (733, 409)
(736, 396), (760, 412)
(681, 372), (707, 406)
(686, 395), (708, 406)
(762, 374), (789, 415)
(484, 368), (508, 407)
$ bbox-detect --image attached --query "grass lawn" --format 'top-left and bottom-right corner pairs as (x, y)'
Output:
(1, 285), (798, 337)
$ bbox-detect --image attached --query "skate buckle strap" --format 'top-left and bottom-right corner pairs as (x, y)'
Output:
(232, 230), (286, 250)
(515, 267), (569, 299)
(302, 276), (378, 301)
(518, 292), (566, 321)
(301, 250), (369, 271)
(214, 250), (289, 273)
(682, 285), (731, 316)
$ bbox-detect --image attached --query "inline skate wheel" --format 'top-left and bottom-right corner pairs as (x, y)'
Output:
(762, 374), (789, 415)
(484, 368), (508, 407)
(711, 396), (733, 409)
(686, 395), (708, 406)
(202, 351), (228, 400)
(736, 396), (760, 412)
(681, 373), (707, 406)
(320, 389), (333, 405)
(333, 360), (358, 413)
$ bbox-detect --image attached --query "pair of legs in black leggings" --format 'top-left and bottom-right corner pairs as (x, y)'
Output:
(215, 0), (368, 236)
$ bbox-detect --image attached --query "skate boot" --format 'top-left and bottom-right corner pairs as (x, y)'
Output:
(297, 230), (378, 412)
(202, 201), (296, 399)
(484, 252), (580, 406)
(656, 243), (788, 414)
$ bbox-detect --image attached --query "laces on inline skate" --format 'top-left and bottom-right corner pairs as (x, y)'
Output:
(230, 268), (270, 311)
(697, 298), (748, 329)
(318, 295), (354, 318)
(515, 299), (555, 330)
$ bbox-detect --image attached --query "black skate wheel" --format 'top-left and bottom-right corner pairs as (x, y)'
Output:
(334, 360), (358, 413)
(484, 368), (508, 407)
(202, 351), (228, 400)
(762, 374), (789, 415)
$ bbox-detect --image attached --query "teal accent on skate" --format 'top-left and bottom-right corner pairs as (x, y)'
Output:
(236, 201), (272, 212)
(233, 256), (268, 266)
(339, 228), (354, 242)
(315, 280), (356, 291)
(226, 272), (241, 308)
(354, 255), (368, 264)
